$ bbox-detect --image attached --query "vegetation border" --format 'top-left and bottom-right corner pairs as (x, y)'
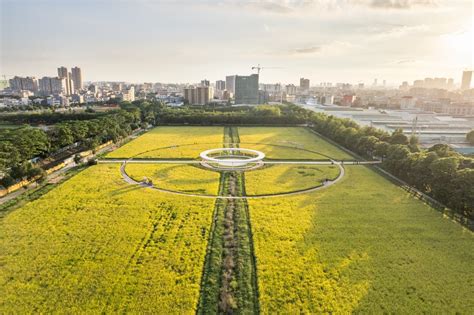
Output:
(306, 127), (474, 231)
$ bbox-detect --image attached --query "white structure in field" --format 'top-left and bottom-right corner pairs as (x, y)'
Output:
(200, 148), (265, 170)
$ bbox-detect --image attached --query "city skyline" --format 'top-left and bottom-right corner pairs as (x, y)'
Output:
(1, 0), (473, 84)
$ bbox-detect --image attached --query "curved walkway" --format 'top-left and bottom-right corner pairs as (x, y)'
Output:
(101, 159), (380, 165)
(119, 161), (345, 199)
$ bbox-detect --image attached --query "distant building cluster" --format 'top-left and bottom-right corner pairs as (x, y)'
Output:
(1, 67), (473, 115)
(1, 66), (153, 107)
(6, 66), (84, 106)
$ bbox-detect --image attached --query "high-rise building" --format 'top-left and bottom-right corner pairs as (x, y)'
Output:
(57, 66), (73, 95)
(201, 79), (210, 87)
(399, 81), (409, 90)
(57, 66), (68, 79)
(286, 84), (297, 95)
(9, 76), (39, 92)
(216, 80), (226, 91)
(413, 80), (424, 87)
(122, 86), (135, 102)
(196, 86), (213, 104)
(226, 75), (236, 94)
(51, 77), (67, 94)
(183, 86), (213, 105)
(447, 78), (454, 90)
(71, 67), (83, 91)
(461, 70), (472, 90)
(183, 87), (196, 105)
(39, 77), (51, 94)
(112, 83), (123, 92)
(300, 78), (310, 90)
(234, 74), (259, 104)
(39, 76), (67, 95)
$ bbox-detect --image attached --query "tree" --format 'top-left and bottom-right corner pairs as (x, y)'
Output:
(428, 143), (457, 158)
(374, 141), (390, 161)
(0, 174), (16, 188)
(429, 157), (459, 204)
(385, 144), (411, 177)
(466, 130), (474, 145)
(53, 124), (74, 148)
(408, 135), (419, 152)
(450, 169), (474, 218)
(10, 162), (33, 180)
(74, 154), (82, 164)
(389, 128), (409, 145)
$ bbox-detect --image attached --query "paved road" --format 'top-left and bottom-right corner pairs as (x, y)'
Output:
(0, 162), (77, 205)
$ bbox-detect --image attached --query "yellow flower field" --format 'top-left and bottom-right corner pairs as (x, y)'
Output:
(2, 126), (473, 314)
(0, 164), (215, 313)
(125, 163), (220, 195)
(248, 166), (474, 313)
(244, 164), (340, 195)
(238, 126), (352, 160)
(106, 126), (224, 159)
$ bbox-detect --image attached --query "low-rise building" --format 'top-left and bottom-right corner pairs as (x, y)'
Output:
(400, 96), (417, 109)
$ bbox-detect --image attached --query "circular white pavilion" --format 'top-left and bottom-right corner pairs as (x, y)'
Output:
(200, 148), (265, 170)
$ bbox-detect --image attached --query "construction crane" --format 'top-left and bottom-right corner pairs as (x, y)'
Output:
(251, 64), (285, 104)
(411, 116), (418, 137)
(251, 64), (282, 75)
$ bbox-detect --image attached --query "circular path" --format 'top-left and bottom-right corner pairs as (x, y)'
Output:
(118, 161), (345, 199)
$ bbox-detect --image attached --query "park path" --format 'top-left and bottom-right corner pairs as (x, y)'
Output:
(118, 158), (345, 199)
(101, 159), (379, 165)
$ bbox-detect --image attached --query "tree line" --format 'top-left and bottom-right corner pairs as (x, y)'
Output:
(307, 113), (473, 220)
(0, 108), (143, 188)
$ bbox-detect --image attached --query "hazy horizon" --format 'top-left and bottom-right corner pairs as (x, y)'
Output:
(1, 0), (473, 85)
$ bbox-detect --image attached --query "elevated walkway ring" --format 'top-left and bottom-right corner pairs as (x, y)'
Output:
(200, 148), (265, 171)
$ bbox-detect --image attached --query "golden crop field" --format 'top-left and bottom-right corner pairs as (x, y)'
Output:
(238, 127), (352, 160)
(0, 164), (215, 313)
(125, 163), (220, 195)
(106, 126), (224, 159)
(2, 126), (473, 314)
(244, 164), (340, 195)
(248, 166), (474, 313)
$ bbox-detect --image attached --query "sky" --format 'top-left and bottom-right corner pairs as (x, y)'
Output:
(1, 0), (473, 86)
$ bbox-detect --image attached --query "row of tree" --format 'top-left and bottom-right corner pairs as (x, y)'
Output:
(307, 113), (473, 220)
(0, 109), (142, 188)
